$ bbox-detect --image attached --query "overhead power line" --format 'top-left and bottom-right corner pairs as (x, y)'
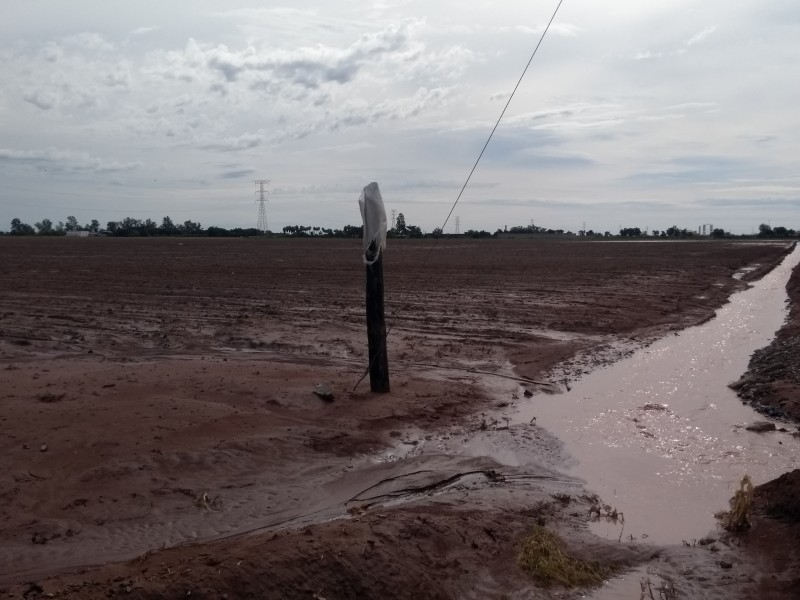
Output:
(354, 0), (567, 390)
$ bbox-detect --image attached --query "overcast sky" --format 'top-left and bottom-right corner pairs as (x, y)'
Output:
(1, 1), (798, 234)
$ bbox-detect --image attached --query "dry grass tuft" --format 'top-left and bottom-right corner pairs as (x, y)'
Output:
(193, 492), (222, 511)
(640, 575), (677, 600)
(516, 525), (608, 588)
(37, 392), (66, 403)
(715, 474), (754, 531)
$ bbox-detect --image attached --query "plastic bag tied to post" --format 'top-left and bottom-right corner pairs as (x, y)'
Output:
(358, 182), (387, 265)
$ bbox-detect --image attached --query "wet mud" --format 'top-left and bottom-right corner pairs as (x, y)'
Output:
(0, 237), (796, 599)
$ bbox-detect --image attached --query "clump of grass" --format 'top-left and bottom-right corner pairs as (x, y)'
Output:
(551, 493), (572, 506)
(588, 502), (624, 524)
(640, 575), (677, 600)
(193, 492), (222, 511)
(37, 392), (66, 403)
(715, 474), (754, 531)
(516, 525), (609, 587)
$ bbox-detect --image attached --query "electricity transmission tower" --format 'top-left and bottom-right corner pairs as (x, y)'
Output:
(254, 179), (270, 234)
(455, 216), (460, 234)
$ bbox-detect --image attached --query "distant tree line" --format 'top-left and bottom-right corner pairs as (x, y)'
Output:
(3, 215), (365, 238)
(281, 224), (363, 237)
(505, 224), (567, 235)
(757, 223), (797, 238)
(3, 216), (797, 240)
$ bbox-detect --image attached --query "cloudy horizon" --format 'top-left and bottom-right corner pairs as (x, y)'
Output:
(1, 0), (798, 235)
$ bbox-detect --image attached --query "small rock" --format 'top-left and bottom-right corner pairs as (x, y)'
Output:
(698, 537), (716, 546)
(727, 376), (752, 390)
(313, 384), (335, 402)
(523, 389), (533, 398)
(719, 560), (733, 569)
(745, 421), (776, 433)
(39, 444), (48, 452)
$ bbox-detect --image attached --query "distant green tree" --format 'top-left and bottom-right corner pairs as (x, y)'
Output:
(141, 218), (158, 236)
(619, 227), (642, 237)
(35, 218), (54, 235)
(396, 213), (407, 233)
(341, 224), (362, 237)
(65, 215), (80, 232)
(406, 225), (423, 238)
(160, 216), (177, 235)
(758, 223), (773, 237)
(10, 218), (35, 235)
(180, 220), (203, 235)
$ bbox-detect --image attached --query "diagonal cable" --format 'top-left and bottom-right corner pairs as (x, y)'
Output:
(355, 0), (567, 390)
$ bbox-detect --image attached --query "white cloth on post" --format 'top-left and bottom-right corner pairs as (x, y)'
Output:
(358, 182), (387, 265)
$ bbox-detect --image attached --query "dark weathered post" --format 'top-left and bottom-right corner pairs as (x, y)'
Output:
(359, 182), (390, 393)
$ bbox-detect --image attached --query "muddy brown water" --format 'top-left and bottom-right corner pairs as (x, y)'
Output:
(513, 245), (800, 550)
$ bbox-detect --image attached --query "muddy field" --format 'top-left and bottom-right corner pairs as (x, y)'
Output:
(0, 237), (795, 599)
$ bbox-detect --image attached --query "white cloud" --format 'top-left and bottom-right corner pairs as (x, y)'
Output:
(130, 26), (160, 36)
(511, 23), (583, 37)
(686, 25), (718, 46)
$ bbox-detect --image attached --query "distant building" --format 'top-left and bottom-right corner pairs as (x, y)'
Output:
(65, 231), (91, 237)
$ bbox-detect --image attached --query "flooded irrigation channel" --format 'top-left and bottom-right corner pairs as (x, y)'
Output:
(514, 245), (800, 548)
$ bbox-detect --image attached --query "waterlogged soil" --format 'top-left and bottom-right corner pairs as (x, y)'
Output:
(0, 237), (796, 599)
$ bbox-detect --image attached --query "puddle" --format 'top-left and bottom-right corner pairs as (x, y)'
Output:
(515, 245), (800, 546)
(587, 566), (674, 600)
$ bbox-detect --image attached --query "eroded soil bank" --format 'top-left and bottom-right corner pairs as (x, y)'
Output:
(733, 242), (800, 422)
(0, 238), (795, 599)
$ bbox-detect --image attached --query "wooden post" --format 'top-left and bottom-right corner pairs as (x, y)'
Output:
(365, 241), (390, 392)
(359, 181), (390, 393)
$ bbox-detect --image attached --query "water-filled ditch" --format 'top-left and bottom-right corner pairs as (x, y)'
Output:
(513, 244), (800, 547)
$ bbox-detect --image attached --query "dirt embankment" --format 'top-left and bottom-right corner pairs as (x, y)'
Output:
(0, 238), (795, 600)
(722, 243), (800, 599)
(732, 243), (800, 422)
(739, 470), (800, 599)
